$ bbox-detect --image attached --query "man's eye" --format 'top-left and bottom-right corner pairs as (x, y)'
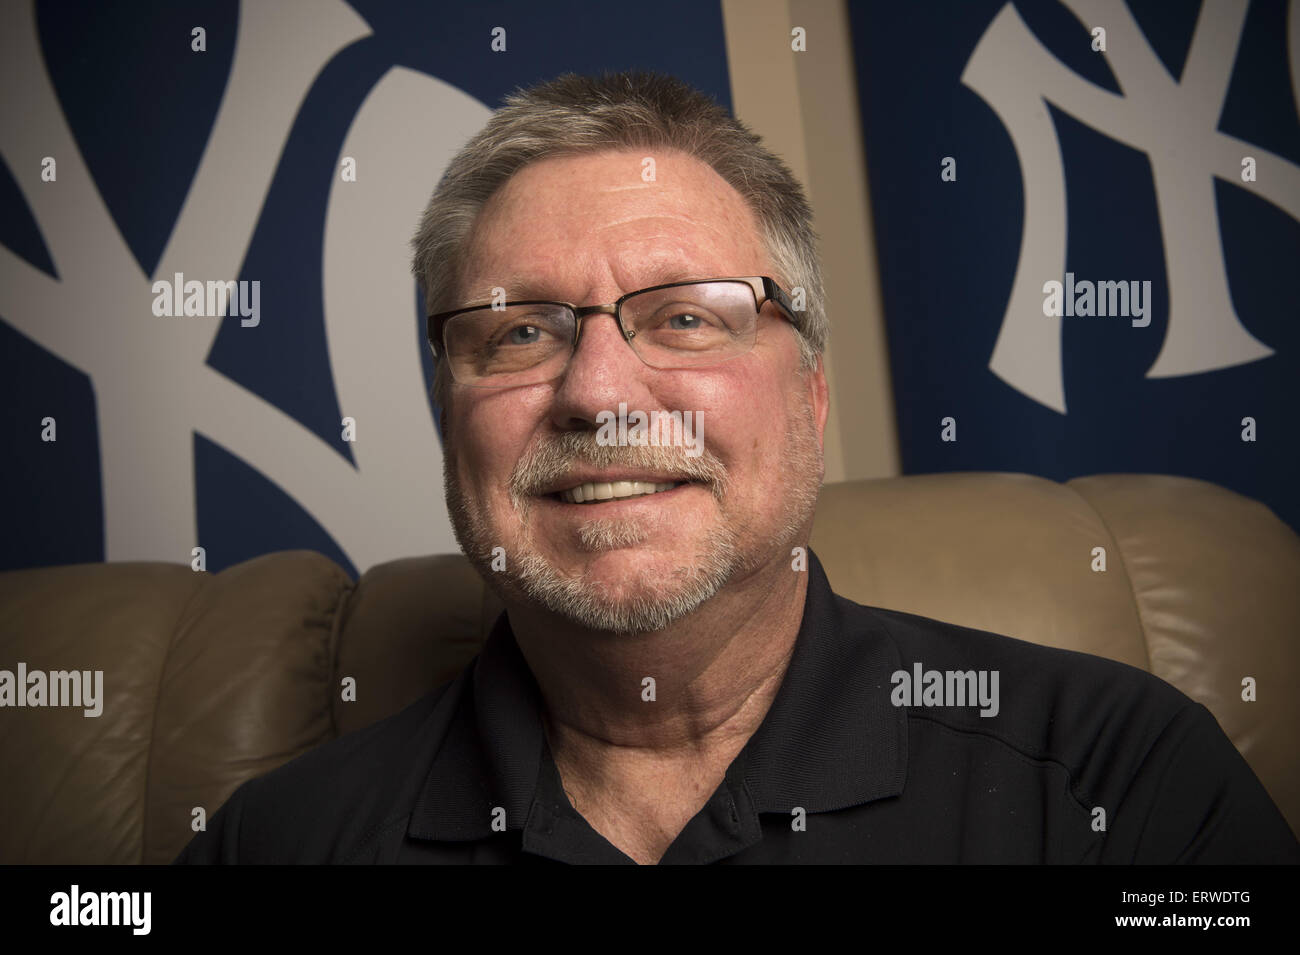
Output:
(659, 308), (723, 331)
(668, 312), (706, 330)
(636, 304), (733, 352)
(505, 324), (543, 345)
(492, 319), (564, 348)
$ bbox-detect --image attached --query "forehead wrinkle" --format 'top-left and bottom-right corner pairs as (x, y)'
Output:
(457, 153), (769, 307)
(468, 255), (750, 307)
(463, 228), (749, 306)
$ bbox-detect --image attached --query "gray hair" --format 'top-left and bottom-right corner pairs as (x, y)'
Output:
(411, 71), (826, 401)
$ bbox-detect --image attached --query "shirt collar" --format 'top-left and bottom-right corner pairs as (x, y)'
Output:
(739, 550), (907, 812)
(408, 549), (906, 843)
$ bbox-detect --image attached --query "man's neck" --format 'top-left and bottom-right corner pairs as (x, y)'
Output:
(508, 554), (808, 778)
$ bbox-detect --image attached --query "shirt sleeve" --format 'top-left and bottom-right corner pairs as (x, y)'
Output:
(1105, 701), (1300, 863)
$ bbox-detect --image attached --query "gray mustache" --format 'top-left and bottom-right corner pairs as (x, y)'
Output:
(510, 431), (728, 501)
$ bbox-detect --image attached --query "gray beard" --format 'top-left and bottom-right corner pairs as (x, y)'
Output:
(443, 399), (821, 635)
(508, 528), (743, 634)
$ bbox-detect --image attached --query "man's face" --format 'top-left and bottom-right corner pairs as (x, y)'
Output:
(442, 148), (827, 633)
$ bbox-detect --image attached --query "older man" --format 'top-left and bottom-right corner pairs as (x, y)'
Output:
(176, 71), (1298, 865)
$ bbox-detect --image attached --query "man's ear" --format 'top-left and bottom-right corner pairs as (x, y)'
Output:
(807, 354), (830, 449)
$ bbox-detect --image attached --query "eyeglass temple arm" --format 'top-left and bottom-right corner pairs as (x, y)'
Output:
(761, 277), (797, 322)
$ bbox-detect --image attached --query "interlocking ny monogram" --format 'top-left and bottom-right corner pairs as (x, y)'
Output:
(963, 0), (1299, 412)
(0, 0), (489, 571)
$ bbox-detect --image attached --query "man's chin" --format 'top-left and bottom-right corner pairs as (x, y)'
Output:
(505, 541), (741, 635)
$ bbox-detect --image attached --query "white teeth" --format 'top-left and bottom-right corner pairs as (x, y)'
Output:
(559, 480), (682, 504)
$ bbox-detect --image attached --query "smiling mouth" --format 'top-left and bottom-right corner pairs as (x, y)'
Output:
(553, 480), (689, 504)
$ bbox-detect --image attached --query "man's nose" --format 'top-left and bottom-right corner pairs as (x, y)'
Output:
(547, 309), (649, 426)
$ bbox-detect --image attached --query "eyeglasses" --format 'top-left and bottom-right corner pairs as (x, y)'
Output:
(426, 276), (797, 388)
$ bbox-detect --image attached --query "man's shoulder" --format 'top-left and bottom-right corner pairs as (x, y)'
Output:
(250, 676), (460, 805)
(839, 595), (1196, 771)
(179, 675), (465, 863)
(829, 594), (1300, 862)
(845, 594), (1186, 702)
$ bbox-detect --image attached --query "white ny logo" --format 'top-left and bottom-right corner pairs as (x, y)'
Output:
(963, 0), (1298, 412)
(0, 0), (488, 571)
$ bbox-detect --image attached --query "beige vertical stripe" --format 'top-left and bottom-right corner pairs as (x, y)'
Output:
(722, 0), (900, 481)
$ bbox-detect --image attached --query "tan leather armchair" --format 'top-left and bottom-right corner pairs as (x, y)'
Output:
(1, 473), (1296, 864)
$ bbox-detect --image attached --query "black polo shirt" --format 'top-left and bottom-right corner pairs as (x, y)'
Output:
(174, 551), (1299, 864)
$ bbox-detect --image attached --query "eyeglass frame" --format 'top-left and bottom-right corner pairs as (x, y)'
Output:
(425, 275), (799, 386)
